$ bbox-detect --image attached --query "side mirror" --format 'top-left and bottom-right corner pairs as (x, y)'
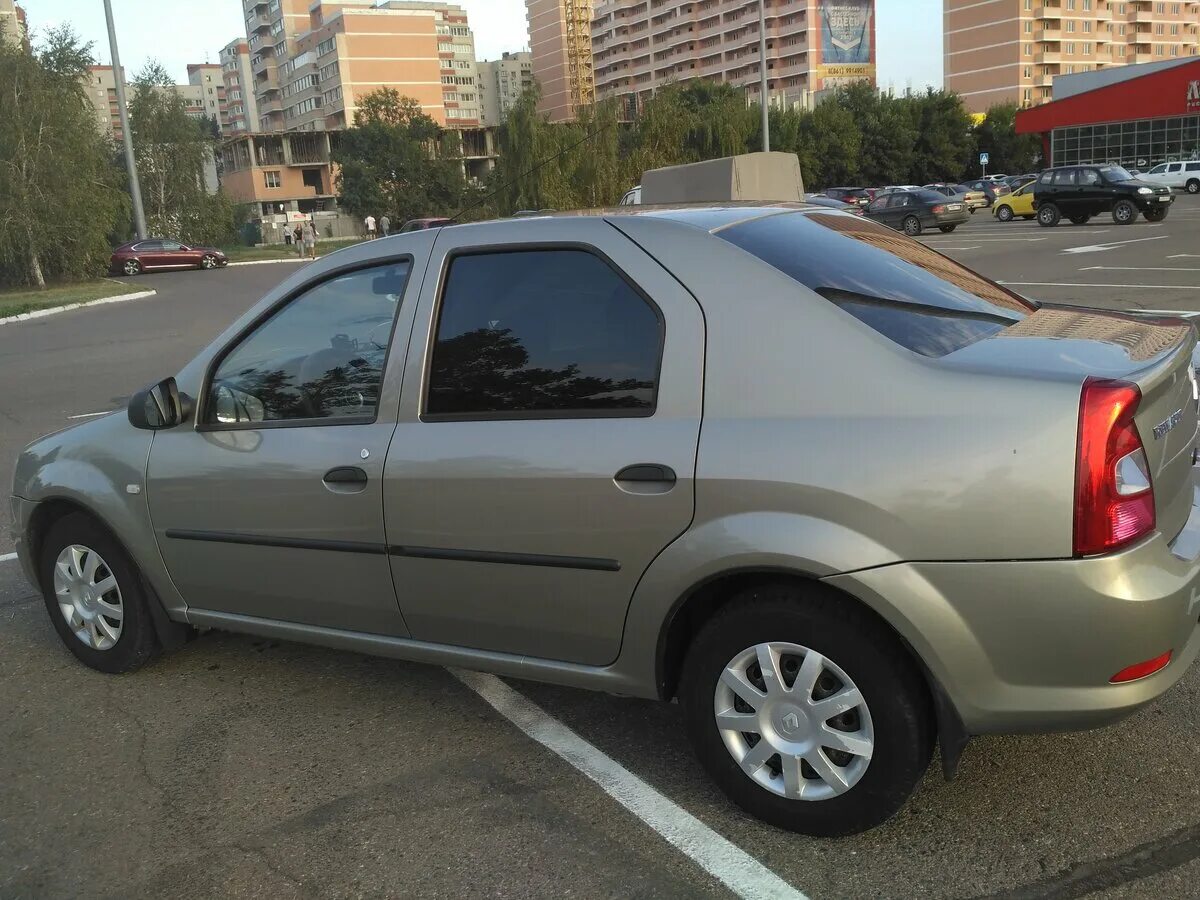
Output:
(128, 377), (189, 430)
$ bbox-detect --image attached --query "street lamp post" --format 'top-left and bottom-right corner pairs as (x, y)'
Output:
(759, 0), (770, 153)
(103, 0), (147, 240)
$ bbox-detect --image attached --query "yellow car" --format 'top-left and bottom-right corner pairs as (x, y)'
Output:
(993, 181), (1036, 221)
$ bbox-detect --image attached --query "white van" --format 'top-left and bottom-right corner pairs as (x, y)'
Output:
(1140, 160), (1200, 194)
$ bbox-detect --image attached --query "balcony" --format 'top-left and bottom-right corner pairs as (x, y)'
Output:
(1131, 9), (1156, 22)
(1133, 51), (1154, 63)
(1034, 72), (1055, 87)
(1036, 28), (1062, 41)
(1034, 6), (1062, 20)
(248, 13), (271, 32)
(1035, 49), (1062, 63)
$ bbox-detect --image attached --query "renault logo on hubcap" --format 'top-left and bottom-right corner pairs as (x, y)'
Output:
(781, 711), (801, 733)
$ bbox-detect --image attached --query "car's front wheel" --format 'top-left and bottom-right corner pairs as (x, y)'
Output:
(1112, 199), (1138, 224)
(902, 215), (923, 237)
(938, 225), (957, 233)
(1069, 214), (1092, 225)
(122, 259), (142, 276)
(995, 205), (1014, 222)
(1037, 203), (1061, 227)
(680, 583), (934, 836)
(200, 253), (219, 269)
(39, 513), (160, 674)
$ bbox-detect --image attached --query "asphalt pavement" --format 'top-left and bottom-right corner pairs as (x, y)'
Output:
(3, 206), (1200, 898)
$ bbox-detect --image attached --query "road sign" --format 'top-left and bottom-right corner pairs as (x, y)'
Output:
(979, 152), (990, 166)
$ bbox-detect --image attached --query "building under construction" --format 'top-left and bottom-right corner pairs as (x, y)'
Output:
(526, 0), (597, 122)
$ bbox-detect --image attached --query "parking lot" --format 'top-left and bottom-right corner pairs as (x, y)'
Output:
(3, 200), (1200, 899)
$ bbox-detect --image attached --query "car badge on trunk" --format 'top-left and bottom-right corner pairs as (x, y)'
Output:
(1153, 409), (1184, 440)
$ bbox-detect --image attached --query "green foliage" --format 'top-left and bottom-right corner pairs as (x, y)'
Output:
(972, 101), (1043, 176)
(908, 89), (976, 185)
(332, 88), (467, 222)
(0, 26), (126, 288)
(128, 61), (235, 246)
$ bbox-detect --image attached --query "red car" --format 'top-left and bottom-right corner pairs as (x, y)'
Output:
(109, 238), (228, 276)
(399, 217), (452, 233)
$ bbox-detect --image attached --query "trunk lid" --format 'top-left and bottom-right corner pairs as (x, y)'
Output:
(947, 306), (1198, 543)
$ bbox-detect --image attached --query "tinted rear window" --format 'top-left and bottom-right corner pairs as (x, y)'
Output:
(716, 212), (1034, 358)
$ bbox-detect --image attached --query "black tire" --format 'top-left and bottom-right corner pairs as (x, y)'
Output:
(122, 259), (142, 276)
(1069, 214), (1091, 225)
(1037, 203), (1061, 227)
(39, 513), (160, 674)
(200, 253), (219, 270)
(1144, 207), (1169, 222)
(1112, 199), (1138, 225)
(902, 215), (922, 237)
(1186, 179), (1199, 195)
(679, 583), (934, 837)
(969, 207), (976, 214)
(996, 205), (1014, 222)
(938, 225), (957, 233)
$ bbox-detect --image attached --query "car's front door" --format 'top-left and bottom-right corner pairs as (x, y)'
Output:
(382, 219), (705, 666)
(147, 255), (424, 634)
(157, 240), (190, 268)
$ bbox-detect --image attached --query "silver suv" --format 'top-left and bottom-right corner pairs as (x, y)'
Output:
(11, 206), (1200, 836)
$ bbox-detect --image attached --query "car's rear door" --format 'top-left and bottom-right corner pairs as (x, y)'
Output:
(382, 217), (704, 666)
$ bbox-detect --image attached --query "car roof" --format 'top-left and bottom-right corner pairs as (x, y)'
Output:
(487, 202), (859, 234)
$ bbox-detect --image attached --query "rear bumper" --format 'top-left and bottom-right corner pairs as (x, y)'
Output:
(825, 485), (1200, 735)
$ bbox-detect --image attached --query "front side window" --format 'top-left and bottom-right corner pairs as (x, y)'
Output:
(161, 240), (184, 251)
(1149, 163), (1168, 173)
(133, 240), (163, 252)
(717, 212), (1034, 358)
(206, 263), (411, 425)
(1076, 169), (1102, 186)
(425, 249), (662, 418)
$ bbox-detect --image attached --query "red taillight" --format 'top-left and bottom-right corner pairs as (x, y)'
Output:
(1074, 378), (1155, 556)
(1110, 650), (1172, 683)
(931, 204), (945, 214)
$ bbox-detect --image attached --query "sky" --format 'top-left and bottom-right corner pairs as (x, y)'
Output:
(19, 0), (942, 92)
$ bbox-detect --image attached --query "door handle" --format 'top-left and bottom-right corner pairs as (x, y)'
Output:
(323, 466), (368, 485)
(615, 464), (676, 485)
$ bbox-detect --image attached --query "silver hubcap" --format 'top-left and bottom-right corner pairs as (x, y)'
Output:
(202, 256), (215, 268)
(53, 545), (123, 651)
(1116, 205), (1132, 222)
(904, 219), (918, 234)
(124, 261), (139, 275)
(714, 642), (874, 801)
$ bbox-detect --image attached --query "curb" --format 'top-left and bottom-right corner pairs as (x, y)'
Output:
(0, 290), (158, 326)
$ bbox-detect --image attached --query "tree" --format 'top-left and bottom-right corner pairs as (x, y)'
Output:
(333, 88), (467, 223)
(907, 89), (974, 185)
(973, 101), (1043, 176)
(797, 101), (862, 188)
(0, 26), (125, 287)
(833, 82), (916, 187)
(128, 61), (234, 246)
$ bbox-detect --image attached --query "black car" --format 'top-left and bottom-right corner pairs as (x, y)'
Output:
(863, 188), (971, 236)
(1031, 164), (1174, 226)
(957, 179), (1011, 206)
(823, 187), (872, 207)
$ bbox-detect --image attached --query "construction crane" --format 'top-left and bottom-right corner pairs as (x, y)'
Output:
(562, 0), (596, 115)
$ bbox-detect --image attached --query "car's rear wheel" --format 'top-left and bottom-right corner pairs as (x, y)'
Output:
(1144, 207), (1169, 222)
(122, 259), (142, 276)
(200, 254), (219, 269)
(39, 513), (160, 674)
(1069, 214), (1092, 225)
(938, 225), (957, 233)
(1186, 179), (1199, 195)
(1112, 199), (1138, 225)
(902, 215), (922, 237)
(680, 583), (934, 836)
(1037, 203), (1061, 227)
(996, 205), (1014, 222)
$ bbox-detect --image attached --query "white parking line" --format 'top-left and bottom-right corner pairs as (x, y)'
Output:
(1168, 254), (1200, 259)
(1000, 281), (1200, 290)
(926, 246), (982, 251)
(1061, 235), (1169, 255)
(451, 669), (807, 900)
(67, 411), (112, 420)
(0, 553), (17, 564)
(1079, 266), (1200, 272)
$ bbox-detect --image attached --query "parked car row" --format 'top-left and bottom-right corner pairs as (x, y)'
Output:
(988, 164), (1176, 227)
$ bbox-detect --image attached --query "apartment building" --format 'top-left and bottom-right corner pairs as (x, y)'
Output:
(82, 67), (209, 141)
(221, 39), (260, 135)
(527, 0), (599, 121)
(1, 0), (27, 48)
(590, 0), (876, 118)
(188, 64), (231, 132)
(245, 0), (311, 131)
(478, 51), (535, 125)
(945, 0), (1200, 114)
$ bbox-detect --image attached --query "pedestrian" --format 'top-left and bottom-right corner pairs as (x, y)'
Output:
(302, 220), (317, 259)
(292, 224), (304, 257)
(365, 214), (376, 239)
(380, 214), (391, 237)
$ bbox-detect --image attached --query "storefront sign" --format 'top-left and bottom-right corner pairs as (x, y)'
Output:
(1187, 79), (1200, 112)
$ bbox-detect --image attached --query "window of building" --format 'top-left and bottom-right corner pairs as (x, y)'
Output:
(1067, 42), (1075, 54)
(1083, 20), (1092, 32)
(1024, 0), (1032, 7)
(1156, 44), (1165, 55)
(1155, 1), (1165, 11)
(1083, 0), (1091, 8)
(1023, 88), (1033, 102)
(1067, 19), (1075, 32)
(1024, 66), (1032, 78)
(1084, 42), (1092, 53)
(207, 264), (412, 426)
(1119, 23), (1126, 35)
(425, 250), (662, 418)
(1025, 20), (1033, 32)
(1155, 23), (1165, 34)
(1066, 0), (1075, 8)
(264, 171), (281, 188)
(1024, 43), (1032, 55)
(1119, 44), (1127, 55)
(317, 37), (336, 57)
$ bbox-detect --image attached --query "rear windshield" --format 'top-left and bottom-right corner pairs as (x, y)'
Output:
(716, 211), (1034, 358)
(914, 190), (950, 203)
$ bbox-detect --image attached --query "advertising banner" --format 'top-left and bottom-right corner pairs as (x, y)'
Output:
(818, 0), (875, 81)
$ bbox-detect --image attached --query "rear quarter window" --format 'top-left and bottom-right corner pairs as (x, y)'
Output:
(716, 212), (1033, 358)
